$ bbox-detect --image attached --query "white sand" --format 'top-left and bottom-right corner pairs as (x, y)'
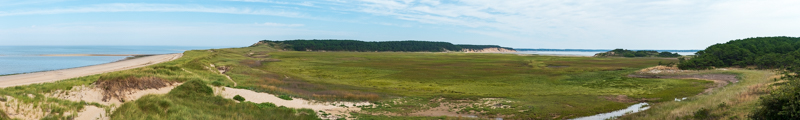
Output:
(38, 54), (149, 56)
(75, 106), (107, 120)
(50, 84), (182, 120)
(50, 84), (182, 106)
(0, 53), (182, 88)
(216, 87), (370, 119)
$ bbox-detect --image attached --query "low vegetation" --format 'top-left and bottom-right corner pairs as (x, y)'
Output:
(618, 70), (775, 119)
(673, 36), (800, 119)
(111, 80), (319, 120)
(254, 39), (514, 52)
(0, 40), (747, 119)
(0, 75), (106, 120)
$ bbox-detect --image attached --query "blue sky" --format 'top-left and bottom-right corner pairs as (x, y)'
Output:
(1, 0), (799, 49)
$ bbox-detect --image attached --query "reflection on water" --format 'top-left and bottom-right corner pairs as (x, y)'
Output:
(571, 103), (650, 120)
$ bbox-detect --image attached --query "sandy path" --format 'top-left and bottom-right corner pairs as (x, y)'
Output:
(0, 53), (182, 88)
(217, 87), (369, 119)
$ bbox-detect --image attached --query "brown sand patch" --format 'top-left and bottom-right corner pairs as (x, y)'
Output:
(629, 74), (739, 94)
(96, 77), (175, 102)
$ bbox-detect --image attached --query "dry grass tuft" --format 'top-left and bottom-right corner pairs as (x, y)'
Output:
(96, 76), (175, 102)
(637, 65), (685, 74)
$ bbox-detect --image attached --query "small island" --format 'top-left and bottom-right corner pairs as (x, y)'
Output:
(594, 49), (681, 57)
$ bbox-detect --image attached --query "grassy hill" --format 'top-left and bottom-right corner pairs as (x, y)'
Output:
(252, 39), (515, 52)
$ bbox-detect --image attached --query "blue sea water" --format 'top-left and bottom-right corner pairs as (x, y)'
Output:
(0, 46), (230, 75)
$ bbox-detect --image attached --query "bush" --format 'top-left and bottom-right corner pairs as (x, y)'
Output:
(257, 102), (277, 108)
(751, 80), (800, 119)
(278, 95), (293, 100)
(211, 81), (223, 87)
(693, 108), (711, 119)
(233, 95), (245, 102)
(168, 80), (213, 98)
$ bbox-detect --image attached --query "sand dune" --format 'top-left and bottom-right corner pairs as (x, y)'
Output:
(0, 53), (182, 88)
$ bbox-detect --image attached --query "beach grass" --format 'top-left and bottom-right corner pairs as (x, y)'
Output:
(110, 80), (319, 120)
(0, 75), (106, 119)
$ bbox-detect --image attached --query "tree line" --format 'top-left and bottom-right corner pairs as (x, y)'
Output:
(254, 39), (514, 52)
(678, 37), (800, 69)
(595, 49), (681, 57)
(675, 36), (800, 119)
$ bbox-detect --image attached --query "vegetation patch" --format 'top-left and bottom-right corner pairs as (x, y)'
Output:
(618, 70), (775, 119)
(595, 49), (682, 57)
(111, 80), (319, 120)
(233, 95), (245, 102)
(278, 95), (293, 100)
(96, 75), (175, 102)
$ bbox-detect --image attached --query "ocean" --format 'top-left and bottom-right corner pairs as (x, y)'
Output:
(0, 46), (230, 75)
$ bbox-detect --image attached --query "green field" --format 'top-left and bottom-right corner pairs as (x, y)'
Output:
(0, 45), (715, 119)
(193, 46), (709, 119)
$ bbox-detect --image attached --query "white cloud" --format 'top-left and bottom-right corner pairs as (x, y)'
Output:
(227, 0), (315, 6)
(334, 0), (800, 49)
(257, 22), (305, 27)
(0, 3), (303, 17)
(0, 22), (347, 46)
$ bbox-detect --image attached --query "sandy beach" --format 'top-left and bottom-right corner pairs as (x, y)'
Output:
(38, 54), (153, 56)
(0, 53), (182, 88)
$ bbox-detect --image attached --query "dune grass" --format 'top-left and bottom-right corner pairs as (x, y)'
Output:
(617, 70), (775, 119)
(111, 80), (319, 120)
(0, 75), (106, 120)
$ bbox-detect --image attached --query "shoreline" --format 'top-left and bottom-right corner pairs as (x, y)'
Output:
(0, 54), (156, 76)
(38, 54), (154, 56)
(0, 53), (182, 88)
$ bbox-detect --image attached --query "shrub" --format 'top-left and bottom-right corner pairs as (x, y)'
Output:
(751, 80), (800, 119)
(257, 102), (276, 108)
(693, 108), (711, 119)
(211, 81), (223, 87)
(278, 95), (293, 100)
(168, 80), (213, 98)
(233, 95), (245, 102)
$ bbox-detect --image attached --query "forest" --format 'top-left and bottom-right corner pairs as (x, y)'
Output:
(254, 39), (514, 52)
(678, 37), (800, 70)
(595, 49), (682, 57)
(675, 36), (800, 119)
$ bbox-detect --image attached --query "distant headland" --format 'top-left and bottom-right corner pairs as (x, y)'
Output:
(251, 39), (516, 53)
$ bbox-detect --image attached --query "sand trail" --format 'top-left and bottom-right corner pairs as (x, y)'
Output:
(216, 87), (370, 119)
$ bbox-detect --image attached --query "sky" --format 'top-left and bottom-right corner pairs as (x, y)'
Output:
(1, 0), (799, 49)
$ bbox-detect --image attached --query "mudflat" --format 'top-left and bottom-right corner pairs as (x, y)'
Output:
(0, 53), (182, 88)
